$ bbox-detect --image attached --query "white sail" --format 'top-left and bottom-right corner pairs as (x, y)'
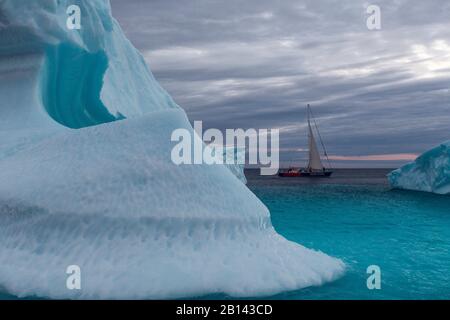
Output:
(307, 119), (324, 171)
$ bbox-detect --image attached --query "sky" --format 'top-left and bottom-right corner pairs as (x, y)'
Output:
(110, 0), (450, 167)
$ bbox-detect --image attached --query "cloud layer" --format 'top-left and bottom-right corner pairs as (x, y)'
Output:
(111, 0), (450, 167)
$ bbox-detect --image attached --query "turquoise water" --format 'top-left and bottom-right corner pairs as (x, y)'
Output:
(245, 171), (450, 300)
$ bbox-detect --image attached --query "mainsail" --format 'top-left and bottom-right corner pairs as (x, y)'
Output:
(307, 105), (324, 171)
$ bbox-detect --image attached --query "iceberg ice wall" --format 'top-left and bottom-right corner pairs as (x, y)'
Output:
(388, 142), (450, 195)
(0, 0), (344, 299)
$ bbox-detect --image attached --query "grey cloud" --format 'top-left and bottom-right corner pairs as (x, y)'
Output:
(110, 0), (450, 167)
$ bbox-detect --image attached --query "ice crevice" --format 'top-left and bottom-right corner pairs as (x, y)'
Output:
(41, 43), (124, 129)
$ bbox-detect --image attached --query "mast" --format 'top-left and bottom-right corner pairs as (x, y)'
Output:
(306, 104), (325, 171)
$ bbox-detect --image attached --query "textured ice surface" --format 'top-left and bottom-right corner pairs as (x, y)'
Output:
(0, 0), (344, 299)
(388, 142), (450, 195)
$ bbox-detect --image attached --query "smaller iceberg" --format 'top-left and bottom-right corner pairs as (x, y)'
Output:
(388, 141), (450, 194)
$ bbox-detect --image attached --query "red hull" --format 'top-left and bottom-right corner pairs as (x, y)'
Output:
(278, 172), (303, 177)
(278, 170), (333, 177)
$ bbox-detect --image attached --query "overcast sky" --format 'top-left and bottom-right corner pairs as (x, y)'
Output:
(110, 0), (450, 167)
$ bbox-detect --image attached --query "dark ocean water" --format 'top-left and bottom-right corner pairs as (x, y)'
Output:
(246, 168), (391, 186)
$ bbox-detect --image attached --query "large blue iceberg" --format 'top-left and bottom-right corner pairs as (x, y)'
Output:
(0, 0), (344, 299)
(389, 142), (450, 195)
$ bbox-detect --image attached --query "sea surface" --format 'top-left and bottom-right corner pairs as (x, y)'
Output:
(239, 168), (450, 300)
(1, 169), (449, 300)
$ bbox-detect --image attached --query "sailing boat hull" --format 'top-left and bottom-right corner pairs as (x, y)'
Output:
(278, 170), (333, 177)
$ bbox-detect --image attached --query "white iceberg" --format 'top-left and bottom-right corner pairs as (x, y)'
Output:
(0, 0), (344, 299)
(388, 142), (450, 195)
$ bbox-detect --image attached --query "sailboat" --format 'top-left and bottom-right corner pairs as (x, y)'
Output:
(279, 104), (333, 177)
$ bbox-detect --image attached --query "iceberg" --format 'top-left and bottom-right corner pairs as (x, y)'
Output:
(388, 142), (450, 195)
(0, 0), (344, 299)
